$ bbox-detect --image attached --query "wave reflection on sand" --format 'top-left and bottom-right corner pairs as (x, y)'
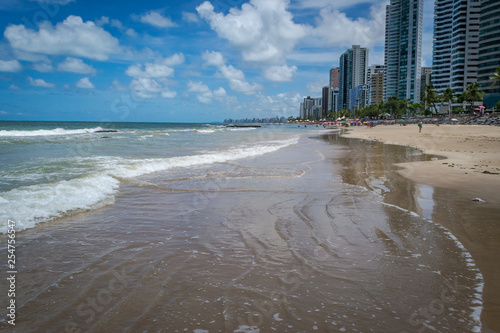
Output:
(0, 132), (486, 332)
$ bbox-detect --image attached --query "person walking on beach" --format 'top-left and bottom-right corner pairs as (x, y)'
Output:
(418, 121), (422, 133)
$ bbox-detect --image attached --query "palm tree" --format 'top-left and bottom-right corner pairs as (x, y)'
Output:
(442, 88), (456, 117)
(422, 84), (441, 114)
(490, 65), (500, 89)
(459, 82), (485, 113)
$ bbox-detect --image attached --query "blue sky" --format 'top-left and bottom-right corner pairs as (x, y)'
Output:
(0, 0), (434, 123)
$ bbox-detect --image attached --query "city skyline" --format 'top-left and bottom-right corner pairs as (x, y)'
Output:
(0, 0), (436, 122)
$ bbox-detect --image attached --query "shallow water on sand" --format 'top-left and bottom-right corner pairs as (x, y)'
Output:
(0, 132), (488, 332)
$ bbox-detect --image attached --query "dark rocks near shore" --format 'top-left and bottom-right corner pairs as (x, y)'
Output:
(95, 129), (118, 133)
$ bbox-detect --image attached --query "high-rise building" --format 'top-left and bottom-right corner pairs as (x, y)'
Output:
(339, 45), (368, 110)
(328, 67), (340, 112)
(368, 65), (385, 105)
(329, 67), (340, 91)
(384, 0), (423, 102)
(421, 67), (432, 95)
(371, 72), (385, 105)
(432, 0), (480, 94)
(322, 86), (329, 117)
(478, 0), (500, 108)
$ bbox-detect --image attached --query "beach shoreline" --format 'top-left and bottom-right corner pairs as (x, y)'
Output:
(339, 124), (500, 332)
(342, 124), (500, 204)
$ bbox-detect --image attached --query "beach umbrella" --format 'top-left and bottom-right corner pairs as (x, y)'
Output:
(451, 118), (458, 121)
(433, 118), (438, 121)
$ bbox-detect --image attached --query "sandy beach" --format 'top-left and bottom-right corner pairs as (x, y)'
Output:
(1, 124), (498, 332)
(344, 124), (500, 203)
(342, 124), (500, 332)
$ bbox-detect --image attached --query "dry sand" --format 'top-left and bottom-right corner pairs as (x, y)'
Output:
(343, 124), (500, 204)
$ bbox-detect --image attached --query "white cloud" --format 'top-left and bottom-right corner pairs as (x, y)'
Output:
(28, 76), (55, 88)
(0, 59), (22, 72)
(130, 77), (168, 98)
(202, 50), (226, 67)
(76, 77), (94, 89)
(138, 11), (177, 28)
(4, 15), (120, 61)
(182, 11), (199, 23)
(161, 90), (177, 98)
(9, 84), (21, 90)
(306, 75), (328, 94)
(0, 110), (8, 114)
(263, 65), (297, 81)
(33, 62), (53, 72)
(312, 2), (387, 48)
(232, 91), (302, 118)
(197, 0), (311, 65)
(202, 50), (262, 94)
(126, 28), (138, 38)
(126, 53), (183, 98)
(58, 57), (96, 74)
(125, 53), (184, 78)
(12, 50), (50, 63)
(126, 63), (174, 78)
(161, 53), (185, 66)
(110, 79), (126, 91)
(187, 81), (227, 104)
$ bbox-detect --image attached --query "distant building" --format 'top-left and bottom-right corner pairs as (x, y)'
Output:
(478, 0), (500, 108)
(384, 0), (423, 102)
(329, 67), (340, 111)
(330, 89), (339, 114)
(339, 45), (369, 111)
(368, 65), (385, 105)
(300, 96), (323, 118)
(300, 96), (314, 118)
(432, 0), (480, 94)
(322, 86), (329, 117)
(420, 67), (432, 94)
(370, 72), (385, 105)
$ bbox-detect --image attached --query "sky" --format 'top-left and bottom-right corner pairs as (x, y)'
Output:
(0, 0), (435, 123)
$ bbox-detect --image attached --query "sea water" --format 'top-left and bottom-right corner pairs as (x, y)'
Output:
(0, 121), (303, 233)
(0, 121), (485, 332)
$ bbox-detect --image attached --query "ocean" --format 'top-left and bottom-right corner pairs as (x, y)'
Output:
(0, 121), (486, 332)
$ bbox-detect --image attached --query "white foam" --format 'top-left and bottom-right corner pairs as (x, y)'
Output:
(0, 127), (105, 137)
(0, 175), (119, 233)
(0, 137), (298, 233)
(381, 201), (483, 332)
(111, 138), (299, 179)
(234, 326), (260, 333)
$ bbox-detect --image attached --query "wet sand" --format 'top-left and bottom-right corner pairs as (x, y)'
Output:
(343, 124), (500, 202)
(0, 131), (496, 332)
(342, 125), (500, 332)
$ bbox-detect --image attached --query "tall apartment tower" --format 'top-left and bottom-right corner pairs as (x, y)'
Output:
(368, 65), (385, 105)
(420, 67), (432, 95)
(384, 0), (423, 102)
(478, 0), (500, 108)
(322, 86), (329, 117)
(339, 45), (368, 110)
(328, 67), (340, 111)
(432, 0), (480, 94)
